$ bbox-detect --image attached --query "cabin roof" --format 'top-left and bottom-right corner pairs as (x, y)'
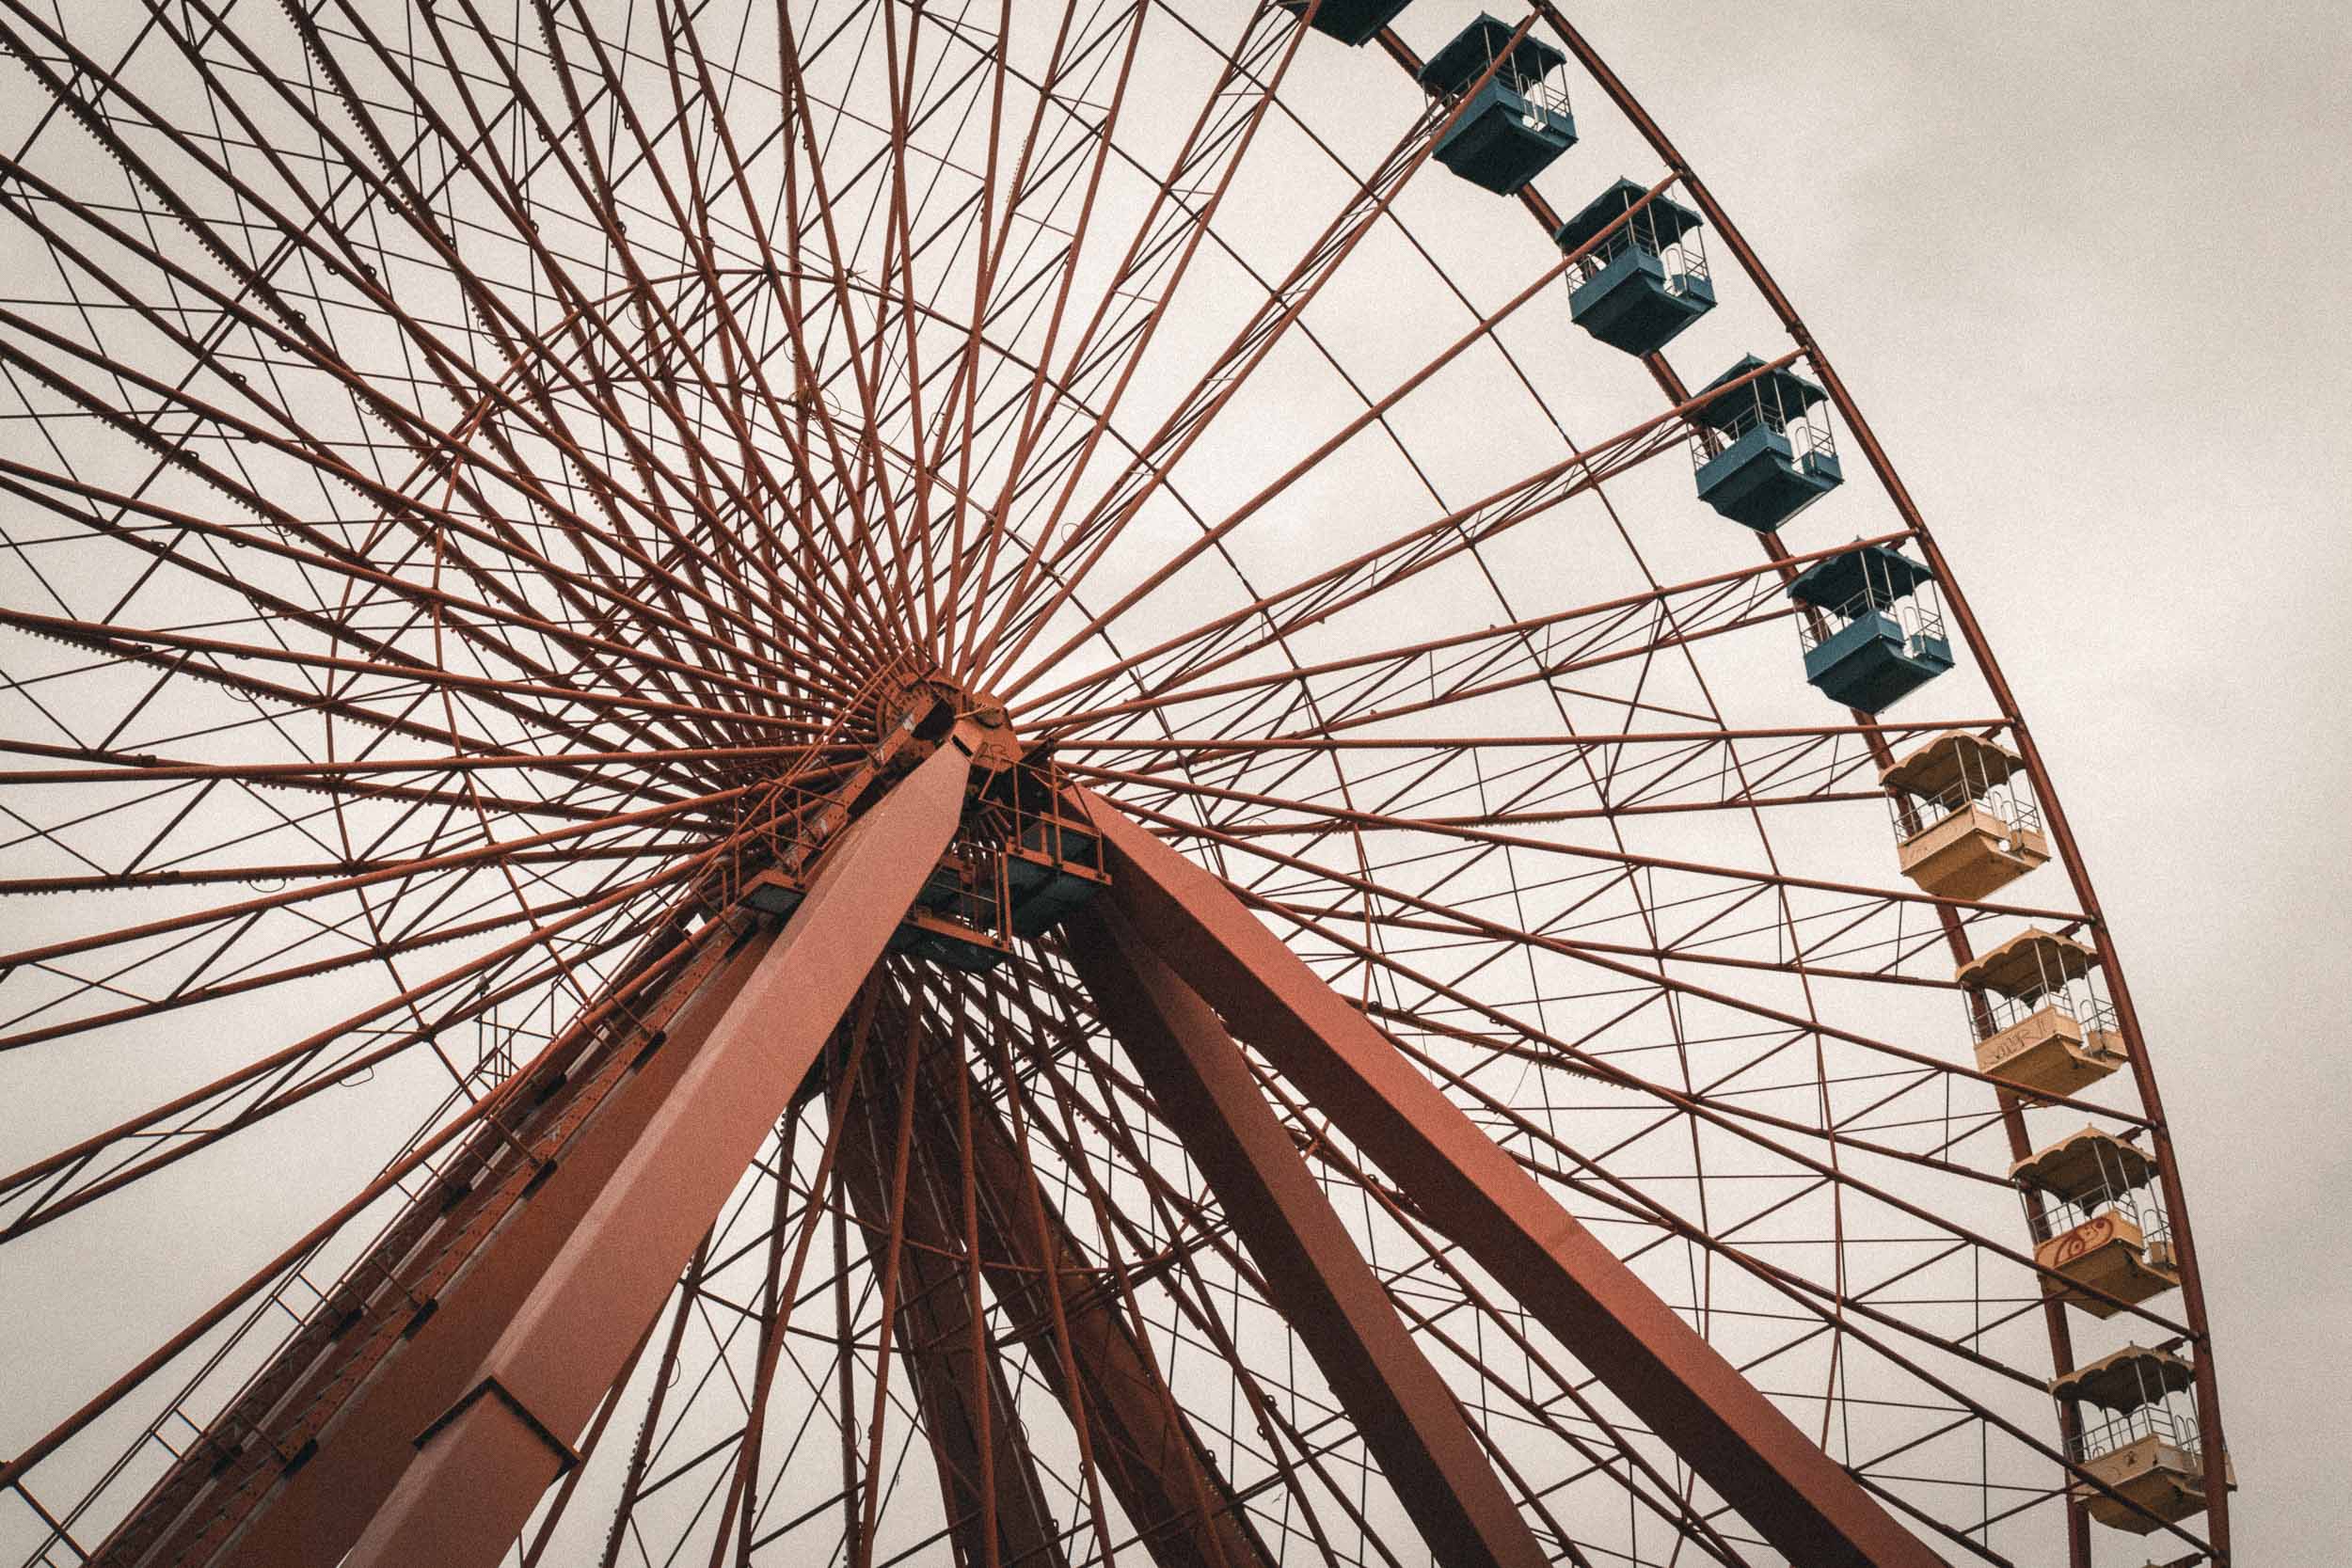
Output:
(2051, 1344), (2195, 1410)
(1692, 354), (1830, 432)
(1880, 730), (2027, 799)
(1553, 178), (1704, 254)
(1955, 926), (2098, 997)
(2010, 1125), (2159, 1203)
(1787, 543), (1936, 611)
(1417, 14), (1568, 97)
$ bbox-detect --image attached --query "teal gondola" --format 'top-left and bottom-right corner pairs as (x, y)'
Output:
(1690, 355), (1843, 531)
(1005, 818), (1108, 939)
(1788, 544), (1954, 712)
(1280, 0), (1413, 47)
(1417, 15), (1576, 195)
(1554, 179), (1715, 355)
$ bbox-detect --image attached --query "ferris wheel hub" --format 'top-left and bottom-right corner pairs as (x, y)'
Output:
(880, 667), (1026, 773)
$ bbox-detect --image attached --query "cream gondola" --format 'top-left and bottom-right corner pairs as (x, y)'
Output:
(1956, 927), (2126, 1100)
(2052, 1346), (2233, 1533)
(1880, 731), (2050, 899)
(2011, 1127), (2177, 1317)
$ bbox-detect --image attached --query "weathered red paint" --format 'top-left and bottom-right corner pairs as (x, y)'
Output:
(1081, 786), (1944, 1568)
(832, 1032), (1070, 1568)
(339, 741), (973, 1568)
(1068, 902), (1549, 1568)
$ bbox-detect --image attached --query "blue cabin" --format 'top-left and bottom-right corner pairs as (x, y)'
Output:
(1417, 16), (1576, 195)
(1788, 545), (1954, 713)
(1689, 356), (1844, 531)
(744, 871), (804, 921)
(1554, 179), (1715, 356)
(747, 762), (1105, 971)
(1281, 0), (1412, 47)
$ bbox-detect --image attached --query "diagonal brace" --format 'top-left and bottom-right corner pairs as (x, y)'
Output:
(1066, 901), (1550, 1568)
(336, 739), (975, 1568)
(1078, 786), (1944, 1568)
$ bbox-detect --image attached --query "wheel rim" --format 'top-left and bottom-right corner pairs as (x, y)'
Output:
(0, 5), (2224, 1565)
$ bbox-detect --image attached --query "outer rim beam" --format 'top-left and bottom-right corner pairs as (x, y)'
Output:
(1080, 787), (1945, 1568)
(1065, 902), (1549, 1568)
(1513, 8), (2211, 1559)
(330, 739), (974, 1568)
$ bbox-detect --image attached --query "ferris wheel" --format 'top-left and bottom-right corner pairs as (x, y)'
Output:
(0, 3), (2233, 1566)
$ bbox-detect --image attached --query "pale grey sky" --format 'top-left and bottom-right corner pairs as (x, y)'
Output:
(1607, 4), (2352, 1554)
(0, 4), (2342, 1563)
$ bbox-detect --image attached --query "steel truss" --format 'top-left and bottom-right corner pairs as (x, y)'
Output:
(0, 5), (2225, 1568)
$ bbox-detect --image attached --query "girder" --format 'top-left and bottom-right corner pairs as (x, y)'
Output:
(832, 1030), (1070, 1568)
(947, 1039), (1279, 1568)
(340, 740), (974, 1568)
(83, 914), (767, 1568)
(1066, 902), (1549, 1568)
(1078, 786), (1946, 1568)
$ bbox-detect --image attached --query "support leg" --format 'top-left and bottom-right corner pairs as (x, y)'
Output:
(1079, 788), (1943, 1568)
(1066, 904), (1549, 1568)
(336, 742), (975, 1568)
(946, 1043), (1275, 1568)
(833, 1034), (1069, 1568)
(216, 922), (779, 1568)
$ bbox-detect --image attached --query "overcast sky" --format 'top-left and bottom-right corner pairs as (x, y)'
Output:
(0, 4), (2341, 1561)
(1603, 4), (2352, 1554)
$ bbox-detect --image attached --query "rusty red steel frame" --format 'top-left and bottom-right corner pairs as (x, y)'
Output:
(830, 1046), (1072, 1568)
(1067, 902), (1551, 1568)
(1515, 9), (2229, 1560)
(0, 4), (2228, 1568)
(338, 739), (974, 1568)
(920, 1022), (1280, 1568)
(1078, 793), (1946, 1568)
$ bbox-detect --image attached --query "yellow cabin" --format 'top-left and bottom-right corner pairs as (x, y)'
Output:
(1879, 731), (2051, 899)
(2051, 1346), (2232, 1533)
(1956, 927), (2126, 1101)
(2010, 1127), (2177, 1318)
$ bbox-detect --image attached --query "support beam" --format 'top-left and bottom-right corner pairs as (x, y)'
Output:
(211, 925), (779, 1568)
(1078, 788), (1945, 1568)
(332, 741), (975, 1568)
(947, 1048), (1275, 1568)
(1066, 904), (1549, 1568)
(833, 1039), (1069, 1568)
